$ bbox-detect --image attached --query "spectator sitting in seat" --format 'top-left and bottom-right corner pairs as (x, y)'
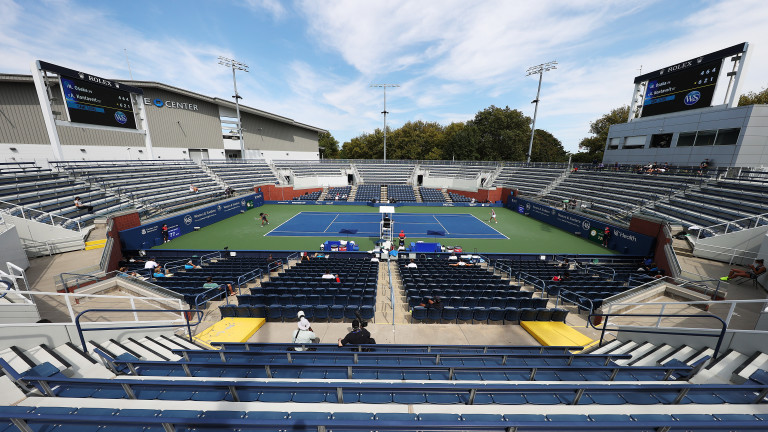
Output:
(561, 271), (571, 281)
(73, 196), (94, 214)
(189, 184), (199, 193)
(118, 267), (143, 279)
(184, 260), (202, 270)
(203, 276), (234, 296)
(721, 259), (765, 282)
(407, 259), (418, 268)
(291, 311), (317, 351)
(144, 257), (159, 270)
(560, 258), (571, 269)
(448, 252), (458, 261)
(338, 319), (375, 346)
(449, 260), (474, 267)
(321, 270), (337, 280)
(420, 296), (443, 311)
(152, 266), (171, 278)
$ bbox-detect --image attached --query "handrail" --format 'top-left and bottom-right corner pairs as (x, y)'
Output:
(587, 312), (727, 361)
(517, 271), (547, 294)
(0, 198), (82, 232)
(0, 280), (11, 300)
(199, 251), (222, 265)
(193, 284), (232, 309)
(556, 289), (595, 321)
(696, 211), (768, 240)
(584, 262), (616, 279)
(236, 268), (263, 289)
(75, 308), (203, 353)
(388, 259), (395, 327)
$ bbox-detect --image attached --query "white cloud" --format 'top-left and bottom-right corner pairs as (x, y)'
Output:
(242, 0), (286, 20)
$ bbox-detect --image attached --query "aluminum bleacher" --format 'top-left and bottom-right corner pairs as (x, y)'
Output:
(204, 160), (277, 191)
(493, 166), (564, 195)
(274, 160), (350, 178)
(425, 163), (495, 180)
(356, 162), (414, 184)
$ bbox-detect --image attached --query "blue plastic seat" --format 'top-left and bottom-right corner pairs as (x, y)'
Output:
(344, 305), (359, 322)
(503, 307), (520, 324)
(314, 305), (329, 321)
(330, 304), (345, 320)
(519, 308), (537, 321)
(441, 306), (458, 323)
(472, 307), (490, 324)
(457, 307), (473, 322)
(535, 308), (552, 321)
(219, 305), (236, 318)
(267, 304), (282, 321)
(550, 308), (568, 322)
(488, 307), (505, 324)
(411, 306), (427, 323)
(360, 305), (374, 322)
(427, 307), (442, 322)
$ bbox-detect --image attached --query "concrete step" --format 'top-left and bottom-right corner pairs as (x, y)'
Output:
(23, 345), (68, 372)
(734, 352), (768, 384)
(0, 375), (25, 405)
(691, 349), (749, 384)
(659, 345), (696, 366)
(138, 337), (181, 361)
(629, 344), (675, 366)
(53, 343), (114, 378)
(0, 347), (35, 375)
(120, 337), (168, 361)
(590, 340), (623, 355)
(614, 342), (656, 366)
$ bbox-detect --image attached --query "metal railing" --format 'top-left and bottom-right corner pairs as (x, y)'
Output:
(517, 271), (547, 295)
(556, 289), (595, 322)
(75, 308), (203, 353)
(0, 198), (82, 231)
(695, 212), (768, 239)
(588, 312), (728, 361)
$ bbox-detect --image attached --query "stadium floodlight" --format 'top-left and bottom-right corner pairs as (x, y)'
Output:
(525, 60), (557, 163)
(370, 84), (400, 161)
(218, 56), (249, 158)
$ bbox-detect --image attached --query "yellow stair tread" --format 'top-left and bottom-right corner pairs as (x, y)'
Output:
(521, 321), (594, 348)
(193, 317), (265, 347)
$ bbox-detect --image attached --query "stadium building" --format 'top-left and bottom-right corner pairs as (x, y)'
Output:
(1, 47), (768, 431)
(0, 64), (324, 165)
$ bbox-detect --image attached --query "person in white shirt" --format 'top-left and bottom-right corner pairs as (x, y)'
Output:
(321, 270), (336, 280)
(291, 312), (317, 351)
(406, 259), (418, 268)
(144, 258), (158, 269)
(448, 252), (458, 261)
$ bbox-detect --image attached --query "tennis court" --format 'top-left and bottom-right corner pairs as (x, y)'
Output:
(266, 211), (507, 239)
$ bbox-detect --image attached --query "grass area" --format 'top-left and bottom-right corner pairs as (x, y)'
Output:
(154, 204), (618, 254)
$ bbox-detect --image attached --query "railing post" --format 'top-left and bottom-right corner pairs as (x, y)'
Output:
(655, 304), (666, 328)
(130, 298), (138, 322)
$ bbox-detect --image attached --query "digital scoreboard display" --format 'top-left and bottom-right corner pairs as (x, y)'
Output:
(640, 58), (722, 118)
(60, 75), (136, 129)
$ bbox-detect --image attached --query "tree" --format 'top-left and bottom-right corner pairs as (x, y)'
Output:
(339, 129), (385, 159)
(738, 87), (768, 106)
(529, 129), (568, 162)
(386, 120), (445, 160)
(318, 131), (339, 159)
(471, 106), (531, 161)
(572, 105), (629, 163)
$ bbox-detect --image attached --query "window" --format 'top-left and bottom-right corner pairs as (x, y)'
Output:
(694, 130), (716, 146)
(607, 137), (622, 150)
(677, 132), (696, 147)
(715, 128), (740, 145)
(623, 136), (646, 149)
(650, 133), (673, 148)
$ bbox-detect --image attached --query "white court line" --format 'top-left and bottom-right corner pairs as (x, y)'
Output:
(263, 211), (304, 237)
(432, 214), (450, 235)
(470, 213), (509, 239)
(323, 213), (340, 233)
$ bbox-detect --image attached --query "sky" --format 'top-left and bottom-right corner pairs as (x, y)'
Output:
(1, 0), (767, 153)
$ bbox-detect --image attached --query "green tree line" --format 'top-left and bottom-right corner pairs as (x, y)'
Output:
(325, 105), (568, 162)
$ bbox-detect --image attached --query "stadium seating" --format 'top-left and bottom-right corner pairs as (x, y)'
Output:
(238, 258), (377, 321)
(419, 187), (445, 202)
(425, 163), (496, 180)
(493, 166), (566, 195)
(355, 184), (381, 201)
(204, 160), (278, 191)
(325, 186), (351, 200)
(0, 163), (133, 228)
(55, 160), (224, 216)
(273, 160), (350, 178)
(449, 191), (472, 202)
(294, 190), (321, 200)
(356, 162), (415, 184)
(387, 184), (416, 202)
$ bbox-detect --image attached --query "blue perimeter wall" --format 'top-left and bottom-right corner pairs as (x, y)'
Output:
(120, 193), (264, 250)
(265, 200), (503, 207)
(505, 195), (654, 256)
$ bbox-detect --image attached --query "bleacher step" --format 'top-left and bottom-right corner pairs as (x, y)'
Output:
(629, 344), (674, 366)
(691, 349), (748, 384)
(733, 352), (768, 384)
(614, 342), (656, 366)
(53, 343), (114, 379)
(590, 340), (623, 355)
(0, 375), (25, 406)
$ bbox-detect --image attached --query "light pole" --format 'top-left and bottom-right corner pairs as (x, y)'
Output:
(525, 61), (557, 163)
(370, 84), (399, 161)
(218, 56), (249, 158)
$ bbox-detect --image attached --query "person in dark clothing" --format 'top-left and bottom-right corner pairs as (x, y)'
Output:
(338, 319), (374, 346)
(161, 224), (169, 243)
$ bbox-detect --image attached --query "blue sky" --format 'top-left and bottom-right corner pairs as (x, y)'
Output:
(1, 0), (767, 153)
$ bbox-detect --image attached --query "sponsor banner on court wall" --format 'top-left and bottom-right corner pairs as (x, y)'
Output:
(264, 201), (503, 208)
(119, 193), (264, 250)
(506, 196), (654, 256)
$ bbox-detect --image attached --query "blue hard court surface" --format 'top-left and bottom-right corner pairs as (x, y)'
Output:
(265, 212), (507, 239)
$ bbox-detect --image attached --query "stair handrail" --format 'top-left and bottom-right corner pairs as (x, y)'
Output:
(0, 198), (82, 232)
(517, 271), (547, 294)
(75, 308), (204, 353)
(0, 280), (11, 300)
(556, 289), (595, 322)
(587, 312), (727, 361)
(696, 211), (768, 241)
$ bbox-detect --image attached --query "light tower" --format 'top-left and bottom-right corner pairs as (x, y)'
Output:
(370, 83), (399, 161)
(218, 56), (249, 158)
(525, 61), (557, 163)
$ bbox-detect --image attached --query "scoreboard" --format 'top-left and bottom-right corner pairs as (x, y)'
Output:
(640, 58), (722, 118)
(60, 74), (137, 129)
